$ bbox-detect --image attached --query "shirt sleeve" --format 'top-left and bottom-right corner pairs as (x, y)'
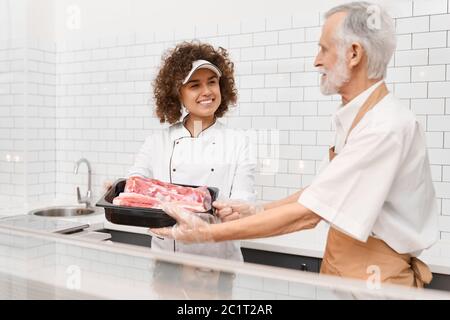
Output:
(127, 135), (154, 178)
(298, 129), (404, 242)
(316, 153), (330, 174)
(229, 133), (257, 202)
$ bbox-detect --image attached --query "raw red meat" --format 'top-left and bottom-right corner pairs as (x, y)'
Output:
(112, 192), (161, 208)
(112, 176), (212, 212)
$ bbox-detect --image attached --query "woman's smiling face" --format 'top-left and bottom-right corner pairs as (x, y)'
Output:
(179, 68), (221, 120)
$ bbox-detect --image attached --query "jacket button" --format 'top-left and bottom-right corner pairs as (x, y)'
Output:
(176, 141), (179, 144)
(211, 168), (214, 172)
(173, 168), (176, 172)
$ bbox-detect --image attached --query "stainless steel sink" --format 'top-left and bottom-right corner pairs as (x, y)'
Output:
(28, 206), (95, 217)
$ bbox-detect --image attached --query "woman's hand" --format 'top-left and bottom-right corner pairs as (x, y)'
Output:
(103, 180), (113, 192)
(213, 200), (264, 222)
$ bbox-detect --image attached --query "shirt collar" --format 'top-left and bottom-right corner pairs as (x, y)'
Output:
(334, 80), (384, 134)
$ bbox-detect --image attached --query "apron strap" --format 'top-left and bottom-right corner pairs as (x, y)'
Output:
(344, 82), (388, 144)
(329, 82), (388, 161)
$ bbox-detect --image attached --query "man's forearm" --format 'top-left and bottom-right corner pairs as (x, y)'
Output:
(210, 202), (321, 242)
(263, 189), (306, 211)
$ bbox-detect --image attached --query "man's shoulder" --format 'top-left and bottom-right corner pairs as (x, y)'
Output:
(371, 94), (417, 132)
(378, 94), (413, 115)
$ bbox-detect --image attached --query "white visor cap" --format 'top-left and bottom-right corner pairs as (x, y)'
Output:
(182, 59), (222, 85)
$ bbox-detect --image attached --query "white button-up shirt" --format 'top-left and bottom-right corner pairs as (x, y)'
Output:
(128, 119), (257, 260)
(298, 82), (439, 255)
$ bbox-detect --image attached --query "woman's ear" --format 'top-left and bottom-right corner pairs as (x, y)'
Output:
(349, 42), (364, 68)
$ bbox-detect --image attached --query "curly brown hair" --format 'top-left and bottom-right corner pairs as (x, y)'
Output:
(153, 41), (237, 124)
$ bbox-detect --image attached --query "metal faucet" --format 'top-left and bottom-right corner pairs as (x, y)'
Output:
(74, 158), (92, 208)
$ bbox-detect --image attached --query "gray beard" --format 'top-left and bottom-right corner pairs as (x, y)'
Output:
(319, 57), (350, 95)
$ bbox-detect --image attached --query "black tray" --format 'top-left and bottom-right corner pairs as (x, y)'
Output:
(96, 178), (219, 228)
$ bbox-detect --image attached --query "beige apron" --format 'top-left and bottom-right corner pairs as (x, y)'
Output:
(320, 83), (432, 288)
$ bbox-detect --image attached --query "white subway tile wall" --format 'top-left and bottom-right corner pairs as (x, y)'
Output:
(0, 41), (27, 210)
(28, 42), (57, 205)
(2, 1), (450, 240)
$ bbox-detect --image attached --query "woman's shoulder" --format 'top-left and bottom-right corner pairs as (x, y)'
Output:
(142, 127), (171, 143)
(214, 120), (241, 134)
(168, 121), (184, 131)
(213, 121), (253, 147)
(221, 121), (252, 137)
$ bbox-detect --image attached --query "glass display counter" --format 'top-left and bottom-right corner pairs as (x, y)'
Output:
(0, 223), (449, 300)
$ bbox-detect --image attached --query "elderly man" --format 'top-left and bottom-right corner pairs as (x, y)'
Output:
(151, 2), (438, 288)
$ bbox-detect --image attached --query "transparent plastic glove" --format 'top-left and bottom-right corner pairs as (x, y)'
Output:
(103, 180), (113, 192)
(149, 203), (217, 244)
(213, 199), (264, 222)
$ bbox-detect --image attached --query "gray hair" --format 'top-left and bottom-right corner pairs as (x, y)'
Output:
(325, 1), (396, 79)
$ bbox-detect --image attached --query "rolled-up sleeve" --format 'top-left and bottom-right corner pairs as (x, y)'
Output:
(298, 129), (403, 242)
(127, 136), (154, 178)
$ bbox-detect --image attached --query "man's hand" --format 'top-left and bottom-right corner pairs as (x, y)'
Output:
(213, 200), (264, 222)
(150, 203), (216, 243)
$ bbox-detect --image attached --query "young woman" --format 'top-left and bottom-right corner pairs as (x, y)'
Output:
(128, 41), (256, 261)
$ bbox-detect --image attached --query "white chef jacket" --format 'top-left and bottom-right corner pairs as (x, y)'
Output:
(128, 118), (256, 261)
(298, 81), (439, 255)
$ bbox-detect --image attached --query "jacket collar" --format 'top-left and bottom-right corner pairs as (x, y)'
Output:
(169, 115), (224, 140)
(333, 80), (384, 135)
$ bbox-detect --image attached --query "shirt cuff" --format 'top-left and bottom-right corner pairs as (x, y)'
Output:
(298, 190), (369, 242)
